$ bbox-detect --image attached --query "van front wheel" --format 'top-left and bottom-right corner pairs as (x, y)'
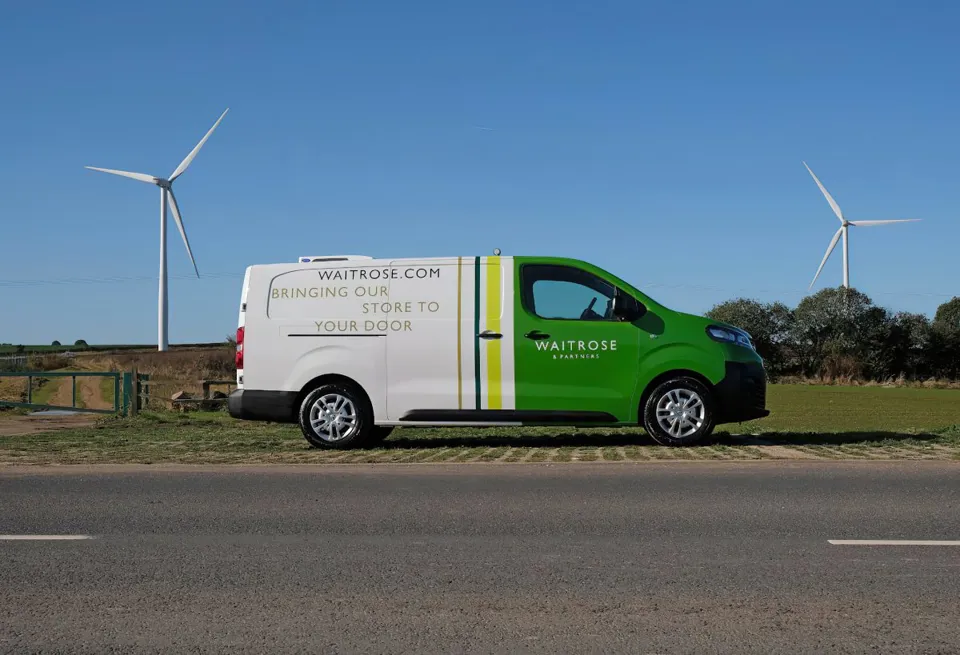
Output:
(642, 377), (715, 446)
(298, 384), (373, 449)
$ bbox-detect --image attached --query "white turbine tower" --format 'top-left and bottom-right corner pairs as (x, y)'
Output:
(803, 161), (920, 290)
(86, 109), (229, 351)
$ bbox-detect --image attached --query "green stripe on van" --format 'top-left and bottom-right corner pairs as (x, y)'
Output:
(474, 256), (481, 410)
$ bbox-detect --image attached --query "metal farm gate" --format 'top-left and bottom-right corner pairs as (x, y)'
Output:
(0, 371), (144, 415)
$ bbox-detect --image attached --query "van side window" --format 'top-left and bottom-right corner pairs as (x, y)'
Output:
(521, 264), (617, 321)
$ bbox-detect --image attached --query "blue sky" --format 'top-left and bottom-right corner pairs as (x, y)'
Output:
(1, 0), (957, 345)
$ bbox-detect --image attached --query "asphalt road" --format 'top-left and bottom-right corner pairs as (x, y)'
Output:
(2, 462), (958, 654)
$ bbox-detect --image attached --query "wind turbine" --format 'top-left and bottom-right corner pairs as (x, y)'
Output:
(803, 161), (920, 290)
(86, 109), (229, 351)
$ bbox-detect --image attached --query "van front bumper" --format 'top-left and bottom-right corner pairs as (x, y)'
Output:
(228, 389), (299, 423)
(714, 361), (770, 424)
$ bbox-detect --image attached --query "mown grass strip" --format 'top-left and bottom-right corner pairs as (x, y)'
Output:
(576, 448), (599, 462)
(452, 447), (486, 462)
(528, 448), (557, 463)
(408, 447), (446, 463)
(622, 446), (649, 461)
(2, 409), (959, 465)
(554, 447), (576, 462)
(601, 447), (623, 462)
(478, 447), (508, 462)
(502, 448), (530, 462)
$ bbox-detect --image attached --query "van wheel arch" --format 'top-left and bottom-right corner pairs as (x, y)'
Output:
(297, 375), (375, 422)
(638, 369), (714, 422)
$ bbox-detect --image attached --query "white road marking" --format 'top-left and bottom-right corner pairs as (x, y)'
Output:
(829, 540), (960, 546)
(0, 535), (95, 541)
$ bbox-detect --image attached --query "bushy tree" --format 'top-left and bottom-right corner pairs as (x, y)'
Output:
(933, 297), (960, 332)
(790, 287), (891, 379)
(74, 339), (88, 347)
(929, 297), (960, 379)
(51, 340), (62, 346)
(705, 298), (794, 375)
(698, 292), (960, 381)
(886, 312), (931, 379)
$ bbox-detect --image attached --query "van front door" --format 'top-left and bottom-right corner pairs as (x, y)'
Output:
(512, 262), (641, 423)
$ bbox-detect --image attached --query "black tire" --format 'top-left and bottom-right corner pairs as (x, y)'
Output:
(642, 376), (716, 446)
(298, 383), (373, 449)
(366, 426), (394, 445)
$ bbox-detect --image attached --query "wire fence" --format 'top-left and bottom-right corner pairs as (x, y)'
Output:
(0, 355), (28, 370)
(139, 377), (236, 412)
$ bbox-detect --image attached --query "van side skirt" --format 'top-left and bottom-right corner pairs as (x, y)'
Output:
(399, 409), (618, 424)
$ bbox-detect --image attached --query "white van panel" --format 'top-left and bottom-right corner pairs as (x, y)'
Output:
(239, 256), (514, 424)
(242, 261), (390, 417)
(385, 258), (462, 420)
(278, 338), (386, 419)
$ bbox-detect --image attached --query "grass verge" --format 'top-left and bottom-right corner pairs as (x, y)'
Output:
(0, 411), (958, 465)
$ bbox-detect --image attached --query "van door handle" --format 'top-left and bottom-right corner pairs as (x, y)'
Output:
(524, 330), (550, 340)
(477, 330), (502, 340)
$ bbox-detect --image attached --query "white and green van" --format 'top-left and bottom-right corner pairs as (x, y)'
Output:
(228, 254), (769, 447)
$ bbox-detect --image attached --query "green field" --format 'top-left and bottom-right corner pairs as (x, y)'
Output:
(0, 342), (226, 355)
(741, 384), (960, 434)
(1, 383), (958, 465)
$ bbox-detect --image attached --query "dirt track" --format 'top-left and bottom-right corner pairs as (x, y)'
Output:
(37, 377), (111, 411)
(78, 377), (111, 411)
(0, 414), (97, 437)
(0, 377), (110, 437)
(49, 379), (73, 407)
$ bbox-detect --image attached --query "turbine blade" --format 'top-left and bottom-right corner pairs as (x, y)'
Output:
(169, 108), (229, 182)
(803, 161), (844, 222)
(849, 219), (921, 226)
(166, 189), (199, 277)
(810, 227), (843, 289)
(85, 166), (158, 184)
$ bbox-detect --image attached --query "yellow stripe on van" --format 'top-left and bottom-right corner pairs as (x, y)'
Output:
(485, 256), (502, 410)
(456, 256), (463, 410)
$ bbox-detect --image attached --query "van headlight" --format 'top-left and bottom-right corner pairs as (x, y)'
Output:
(706, 325), (755, 351)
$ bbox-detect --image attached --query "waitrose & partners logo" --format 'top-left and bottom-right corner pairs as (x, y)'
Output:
(534, 339), (618, 360)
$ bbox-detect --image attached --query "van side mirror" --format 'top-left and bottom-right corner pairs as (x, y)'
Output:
(613, 290), (645, 322)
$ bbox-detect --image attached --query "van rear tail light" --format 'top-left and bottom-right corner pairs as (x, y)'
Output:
(235, 327), (244, 369)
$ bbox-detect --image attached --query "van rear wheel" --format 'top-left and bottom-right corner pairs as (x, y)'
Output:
(298, 383), (373, 449)
(642, 376), (715, 446)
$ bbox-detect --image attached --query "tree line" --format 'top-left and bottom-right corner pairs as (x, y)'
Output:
(0, 340), (88, 351)
(705, 289), (960, 381)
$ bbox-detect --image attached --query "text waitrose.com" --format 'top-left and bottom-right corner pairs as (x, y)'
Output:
(316, 268), (441, 281)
